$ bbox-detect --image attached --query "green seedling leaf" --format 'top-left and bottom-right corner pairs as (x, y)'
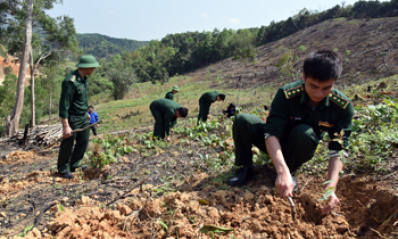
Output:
(25, 225), (34, 233)
(322, 187), (335, 194)
(322, 180), (335, 185)
(200, 224), (233, 233)
(157, 219), (168, 231)
(58, 204), (65, 213)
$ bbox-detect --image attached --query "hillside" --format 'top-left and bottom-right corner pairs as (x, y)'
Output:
(188, 17), (398, 90)
(76, 33), (149, 59)
(0, 52), (31, 85)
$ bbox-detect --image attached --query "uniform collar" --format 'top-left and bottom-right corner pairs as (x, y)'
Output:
(75, 70), (86, 82)
(300, 89), (330, 109)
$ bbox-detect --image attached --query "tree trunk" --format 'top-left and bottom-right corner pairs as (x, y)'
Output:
(6, 0), (34, 137)
(30, 49), (35, 127)
(49, 87), (52, 125)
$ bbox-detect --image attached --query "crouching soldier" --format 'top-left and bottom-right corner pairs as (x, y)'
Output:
(198, 91), (225, 124)
(227, 50), (354, 215)
(165, 85), (180, 101)
(222, 103), (238, 118)
(149, 99), (188, 142)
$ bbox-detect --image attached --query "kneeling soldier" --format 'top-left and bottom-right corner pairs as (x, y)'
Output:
(149, 99), (188, 142)
(227, 50), (354, 215)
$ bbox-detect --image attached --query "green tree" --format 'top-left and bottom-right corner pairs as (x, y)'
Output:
(107, 68), (136, 100)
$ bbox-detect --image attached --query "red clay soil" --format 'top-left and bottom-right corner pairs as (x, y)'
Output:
(11, 171), (397, 239)
(0, 53), (31, 84)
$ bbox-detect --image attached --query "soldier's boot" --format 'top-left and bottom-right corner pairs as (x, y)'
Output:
(61, 172), (74, 179)
(226, 166), (255, 186)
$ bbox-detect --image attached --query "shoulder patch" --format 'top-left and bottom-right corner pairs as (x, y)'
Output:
(283, 86), (304, 99)
(69, 75), (76, 83)
(329, 92), (350, 109)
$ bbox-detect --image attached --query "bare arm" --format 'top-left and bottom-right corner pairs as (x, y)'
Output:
(265, 135), (294, 198)
(61, 118), (73, 139)
(322, 155), (343, 214)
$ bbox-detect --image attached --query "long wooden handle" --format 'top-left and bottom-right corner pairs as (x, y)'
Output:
(72, 119), (103, 133)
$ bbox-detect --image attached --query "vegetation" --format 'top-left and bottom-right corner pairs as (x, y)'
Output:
(76, 33), (149, 59)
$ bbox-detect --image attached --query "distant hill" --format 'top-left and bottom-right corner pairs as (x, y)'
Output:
(76, 33), (149, 59)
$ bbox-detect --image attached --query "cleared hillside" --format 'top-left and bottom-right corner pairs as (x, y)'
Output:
(189, 17), (398, 89)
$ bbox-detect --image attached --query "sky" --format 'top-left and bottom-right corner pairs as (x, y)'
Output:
(47, 0), (381, 41)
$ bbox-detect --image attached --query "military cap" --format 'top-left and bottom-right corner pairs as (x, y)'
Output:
(76, 55), (100, 68)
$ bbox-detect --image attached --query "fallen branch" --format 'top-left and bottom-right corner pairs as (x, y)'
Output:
(106, 178), (146, 206)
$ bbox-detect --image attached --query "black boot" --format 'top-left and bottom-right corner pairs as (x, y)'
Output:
(226, 166), (255, 186)
(61, 172), (74, 179)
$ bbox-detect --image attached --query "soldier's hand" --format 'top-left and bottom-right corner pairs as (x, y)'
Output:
(322, 192), (340, 215)
(207, 115), (210, 119)
(63, 126), (73, 139)
(166, 136), (172, 142)
(275, 172), (294, 198)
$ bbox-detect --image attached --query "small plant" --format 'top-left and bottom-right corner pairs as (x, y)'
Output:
(17, 225), (34, 237)
(319, 180), (335, 201)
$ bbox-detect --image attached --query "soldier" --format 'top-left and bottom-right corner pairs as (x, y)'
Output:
(198, 91), (225, 124)
(150, 98), (188, 142)
(227, 50), (354, 215)
(165, 85), (180, 100)
(58, 55), (100, 179)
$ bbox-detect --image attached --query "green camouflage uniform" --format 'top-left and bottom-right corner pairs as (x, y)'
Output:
(165, 91), (174, 100)
(150, 99), (181, 139)
(198, 91), (219, 124)
(234, 81), (354, 173)
(57, 70), (90, 173)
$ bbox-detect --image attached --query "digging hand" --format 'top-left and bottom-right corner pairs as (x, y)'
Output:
(275, 172), (294, 198)
(322, 192), (339, 215)
(166, 136), (172, 142)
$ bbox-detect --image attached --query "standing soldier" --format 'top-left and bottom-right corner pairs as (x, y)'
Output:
(227, 50), (354, 215)
(198, 91), (225, 124)
(149, 98), (188, 142)
(87, 105), (99, 136)
(165, 85), (180, 101)
(58, 55), (100, 179)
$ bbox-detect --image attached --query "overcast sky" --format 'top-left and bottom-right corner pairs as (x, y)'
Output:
(47, 0), (384, 41)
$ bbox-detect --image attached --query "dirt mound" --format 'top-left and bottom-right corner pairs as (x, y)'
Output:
(21, 175), (397, 239)
(1, 150), (51, 165)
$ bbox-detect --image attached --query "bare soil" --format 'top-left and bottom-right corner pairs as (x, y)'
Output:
(1, 138), (397, 239)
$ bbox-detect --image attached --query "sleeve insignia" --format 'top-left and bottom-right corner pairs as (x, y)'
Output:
(283, 86), (304, 99)
(69, 75), (76, 83)
(329, 92), (350, 109)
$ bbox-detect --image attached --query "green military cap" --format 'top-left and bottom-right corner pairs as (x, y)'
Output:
(172, 85), (180, 91)
(76, 55), (100, 68)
